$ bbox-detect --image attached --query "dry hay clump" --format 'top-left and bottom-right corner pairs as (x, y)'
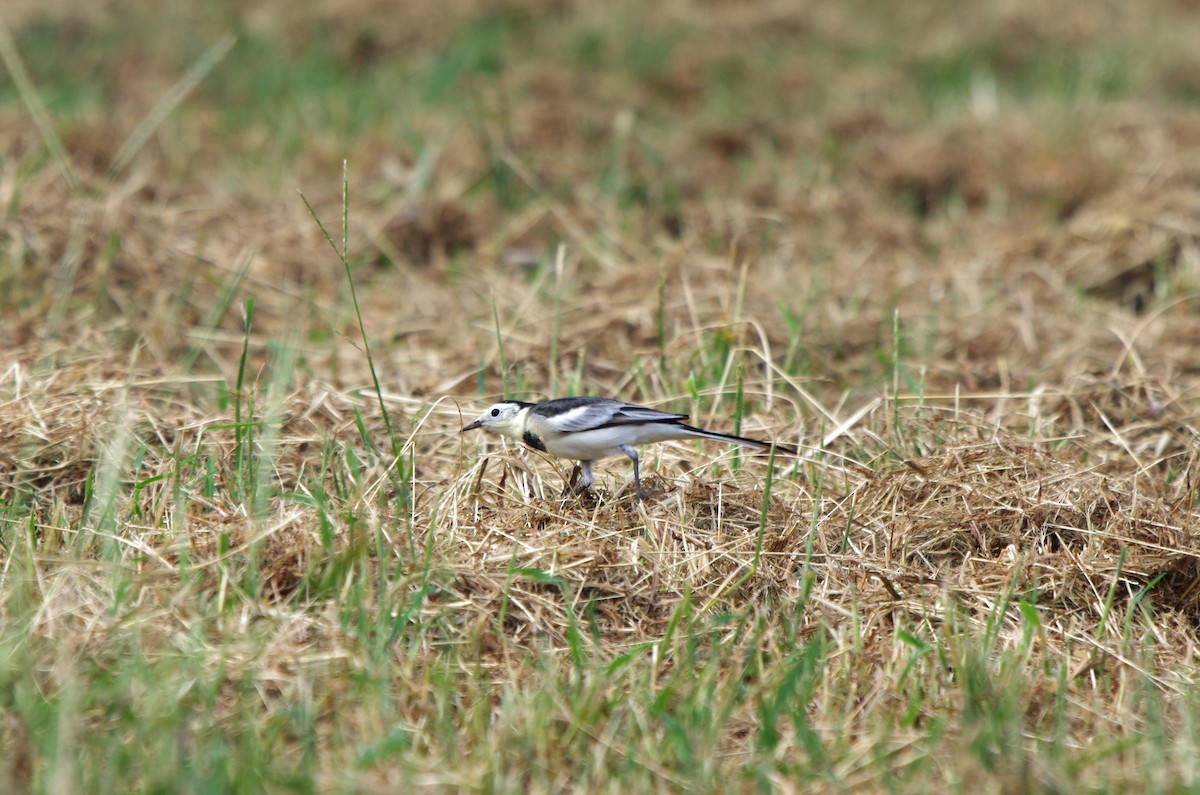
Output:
(0, 367), (112, 506)
(0, 351), (391, 604)
(444, 470), (813, 652)
(1042, 375), (1200, 477)
(867, 116), (1114, 221)
(1056, 183), (1200, 314)
(837, 428), (1200, 624)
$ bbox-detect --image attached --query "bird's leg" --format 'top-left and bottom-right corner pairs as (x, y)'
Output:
(619, 445), (642, 502)
(572, 460), (594, 495)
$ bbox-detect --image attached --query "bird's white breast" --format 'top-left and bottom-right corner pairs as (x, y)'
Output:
(533, 421), (694, 460)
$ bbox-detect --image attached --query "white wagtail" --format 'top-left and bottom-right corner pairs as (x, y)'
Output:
(461, 396), (795, 501)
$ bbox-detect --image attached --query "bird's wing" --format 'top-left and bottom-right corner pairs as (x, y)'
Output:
(605, 403), (690, 426)
(531, 398), (623, 432)
(534, 398), (687, 433)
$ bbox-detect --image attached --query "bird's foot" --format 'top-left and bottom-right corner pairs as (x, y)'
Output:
(560, 468), (600, 505)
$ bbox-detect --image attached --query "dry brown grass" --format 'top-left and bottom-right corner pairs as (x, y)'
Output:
(4, 0), (1200, 791)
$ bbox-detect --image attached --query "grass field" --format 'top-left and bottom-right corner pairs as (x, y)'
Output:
(3, 1), (1200, 791)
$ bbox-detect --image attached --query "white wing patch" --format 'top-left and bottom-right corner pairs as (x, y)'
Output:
(546, 403), (621, 433)
(546, 403), (688, 433)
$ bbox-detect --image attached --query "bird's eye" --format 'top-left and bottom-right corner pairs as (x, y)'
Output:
(490, 408), (501, 417)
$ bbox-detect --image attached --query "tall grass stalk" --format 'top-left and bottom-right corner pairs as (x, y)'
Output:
(251, 340), (297, 519)
(0, 19), (79, 192)
(85, 406), (135, 558)
(108, 33), (236, 179)
(301, 162), (407, 503)
(548, 244), (565, 397)
(179, 249), (253, 377)
(234, 297), (255, 504)
(492, 296), (510, 398)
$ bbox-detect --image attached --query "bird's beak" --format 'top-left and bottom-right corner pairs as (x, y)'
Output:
(462, 419), (482, 432)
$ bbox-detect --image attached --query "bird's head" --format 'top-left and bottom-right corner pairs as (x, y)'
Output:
(461, 401), (527, 438)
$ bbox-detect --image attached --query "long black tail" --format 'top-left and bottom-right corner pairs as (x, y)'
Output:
(679, 424), (797, 456)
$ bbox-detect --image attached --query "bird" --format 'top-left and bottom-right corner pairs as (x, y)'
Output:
(461, 396), (795, 501)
